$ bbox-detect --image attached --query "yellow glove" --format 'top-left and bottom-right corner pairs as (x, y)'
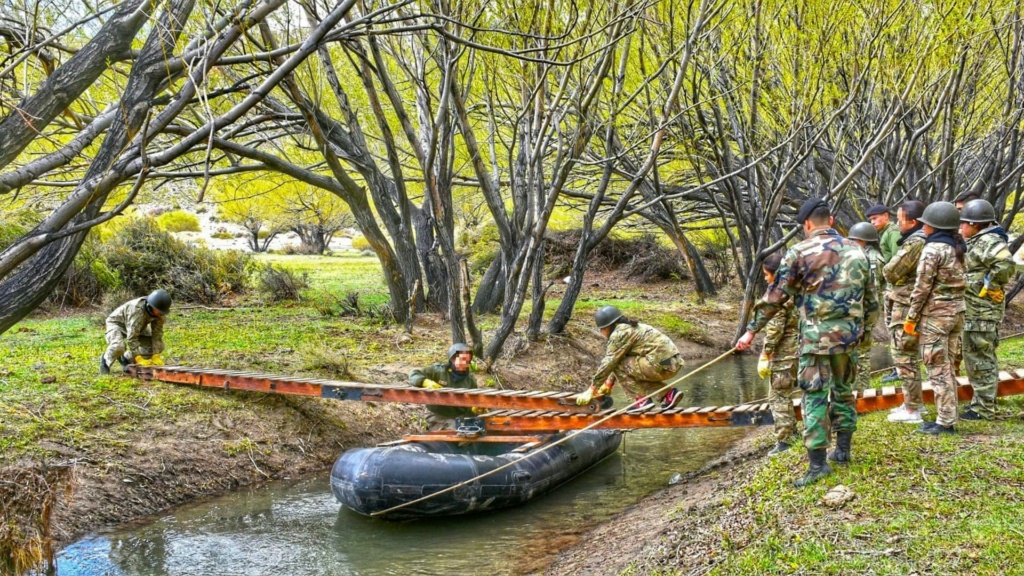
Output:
(150, 353), (165, 366)
(597, 380), (614, 396)
(757, 354), (771, 380)
(903, 320), (918, 337)
(471, 406), (489, 415)
(422, 379), (443, 390)
(576, 386), (596, 406)
(134, 355), (152, 367)
(987, 288), (1005, 304)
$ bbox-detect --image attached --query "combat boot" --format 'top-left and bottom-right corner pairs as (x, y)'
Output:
(99, 355), (110, 375)
(828, 431), (853, 465)
(794, 449), (833, 488)
(767, 442), (791, 457)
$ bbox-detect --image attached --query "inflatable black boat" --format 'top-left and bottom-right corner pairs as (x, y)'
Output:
(330, 430), (622, 519)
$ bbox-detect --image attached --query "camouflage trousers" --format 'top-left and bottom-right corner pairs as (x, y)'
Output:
(103, 324), (159, 367)
(799, 352), (857, 452)
(889, 301), (923, 410)
(963, 325), (1000, 418)
(854, 334), (874, 391)
(615, 355), (682, 399)
(768, 359), (799, 445)
(920, 313), (964, 427)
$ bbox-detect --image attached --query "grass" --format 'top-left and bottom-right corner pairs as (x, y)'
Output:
(639, 335), (1024, 576)
(255, 253), (389, 305)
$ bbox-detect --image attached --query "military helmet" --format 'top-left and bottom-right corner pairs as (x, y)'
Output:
(960, 199), (996, 224)
(146, 289), (172, 315)
(448, 342), (472, 361)
(847, 222), (879, 243)
(919, 202), (960, 230)
(595, 305), (624, 329)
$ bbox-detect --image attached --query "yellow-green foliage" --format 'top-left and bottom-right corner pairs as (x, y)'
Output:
(156, 210), (201, 233)
(351, 235), (371, 251)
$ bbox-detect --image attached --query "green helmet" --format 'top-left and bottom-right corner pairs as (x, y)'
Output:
(847, 222), (879, 243)
(919, 202), (960, 230)
(146, 289), (172, 315)
(448, 342), (472, 361)
(595, 305), (623, 329)
(960, 199), (996, 224)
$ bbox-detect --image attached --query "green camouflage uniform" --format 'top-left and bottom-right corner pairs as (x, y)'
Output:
(963, 226), (1015, 418)
(855, 244), (886, 390)
(409, 363), (478, 418)
(882, 230), (926, 410)
(103, 297), (165, 367)
(761, 297), (799, 445)
(593, 322), (681, 398)
(748, 228), (878, 452)
(906, 238), (966, 427)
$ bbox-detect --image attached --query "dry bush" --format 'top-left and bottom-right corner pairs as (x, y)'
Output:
(257, 264), (308, 302)
(0, 462), (75, 575)
(544, 230), (687, 282)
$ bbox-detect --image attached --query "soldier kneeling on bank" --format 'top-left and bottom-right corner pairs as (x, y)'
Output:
(100, 289), (172, 374)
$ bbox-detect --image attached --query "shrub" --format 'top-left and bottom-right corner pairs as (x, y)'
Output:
(544, 230), (686, 282)
(102, 218), (252, 304)
(210, 228), (234, 240)
(0, 211), (31, 252)
(48, 235), (117, 308)
(458, 223), (499, 273)
(257, 264), (308, 302)
(156, 210), (201, 233)
(351, 234), (371, 251)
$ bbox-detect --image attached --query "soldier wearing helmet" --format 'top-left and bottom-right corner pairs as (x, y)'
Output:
(958, 199), (1015, 420)
(847, 222), (886, 391)
(409, 342), (482, 420)
(100, 289), (172, 374)
(575, 305), (683, 414)
(904, 202), (967, 435)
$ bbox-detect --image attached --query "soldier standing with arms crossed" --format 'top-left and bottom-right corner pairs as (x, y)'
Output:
(959, 199), (1016, 420)
(737, 198), (878, 487)
(903, 202), (967, 434)
(883, 201), (928, 424)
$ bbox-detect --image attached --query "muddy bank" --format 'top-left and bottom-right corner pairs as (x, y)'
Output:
(538, 430), (773, 576)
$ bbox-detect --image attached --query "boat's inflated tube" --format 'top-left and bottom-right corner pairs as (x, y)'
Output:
(331, 430), (622, 519)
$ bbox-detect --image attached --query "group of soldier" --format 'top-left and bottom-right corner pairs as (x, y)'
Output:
(736, 195), (1015, 487)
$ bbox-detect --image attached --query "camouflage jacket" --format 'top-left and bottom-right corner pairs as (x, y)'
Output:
(105, 297), (165, 355)
(883, 230), (926, 305)
(879, 222), (901, 262)
(906, 239), (966, 324)
(593, 322), (679, 385)
(748, 228), (878, 356)
(409, 362), (477, 418)
(965, 226), (1015, 325)
(761, 296), (798, 362)
(864, 244), (887, 297)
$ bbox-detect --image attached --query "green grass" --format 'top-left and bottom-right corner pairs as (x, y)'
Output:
(255, 253), (389, 305)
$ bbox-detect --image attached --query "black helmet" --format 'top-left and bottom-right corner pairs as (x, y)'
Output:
(919, 202), (960, 230)
(960, 199), (996, 224)
(447, 343), (472, 361)
(595, 305), (623, 329)
(146, 289), (172, 315)
(847, 222), (879, 243)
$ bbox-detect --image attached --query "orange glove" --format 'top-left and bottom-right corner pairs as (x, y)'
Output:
(903, 320), (918, 337)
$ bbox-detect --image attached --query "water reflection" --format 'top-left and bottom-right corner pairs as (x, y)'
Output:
(56, 356), (763, 576)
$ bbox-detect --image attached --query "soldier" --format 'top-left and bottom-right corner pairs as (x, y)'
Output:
(737, 198), (878, 487)
(848, 222), (886, 391)
(410, 343), (485, 421)
(756, 253), (800, 456)
(866, 204), (901, 262)
(576, 305), (683, 414)
(904, 202), (966, 434)
(883, 200), (928, 424)
(100, 289), (172, 375)
(959, 199), (1015, 420)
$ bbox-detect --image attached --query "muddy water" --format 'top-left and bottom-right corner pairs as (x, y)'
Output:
(57, 356), (769, 575)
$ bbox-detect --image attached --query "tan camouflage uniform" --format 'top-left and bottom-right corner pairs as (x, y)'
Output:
(593, 322), (681, 398)
(103, 297), (165, 367)
(761, 297), (799, 445)
(906, 239), (966, 427)
(855, 244), (886, 390)
(963, 226), (1015, 418)
(883, 230), (926, 410)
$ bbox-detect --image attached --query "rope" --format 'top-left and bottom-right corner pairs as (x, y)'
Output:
(370, 346), (739, 517)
